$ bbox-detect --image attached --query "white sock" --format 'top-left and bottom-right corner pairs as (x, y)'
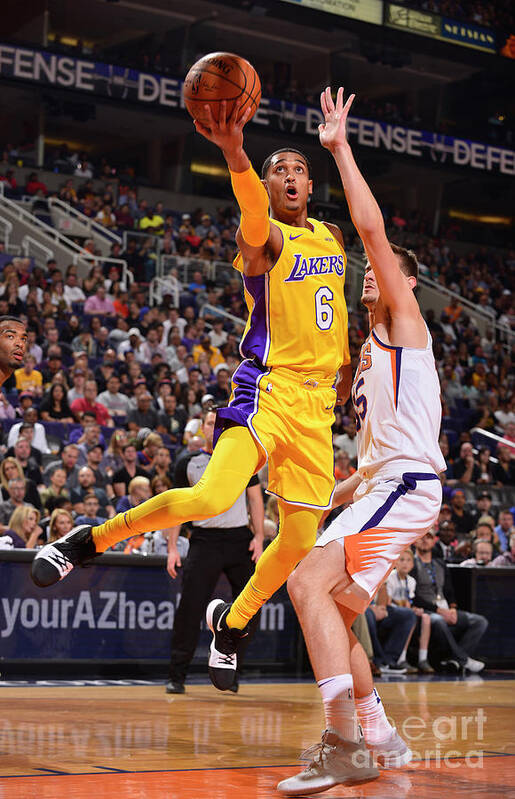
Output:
(317, 674), (359, 743)
(397, 647), (408, 664)
(419, 649), (428, 663)
(355, 688), (394, 746)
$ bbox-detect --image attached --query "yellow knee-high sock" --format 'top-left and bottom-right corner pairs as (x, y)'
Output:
(92, 426), (260, 552)
(227, 501), (322, 629)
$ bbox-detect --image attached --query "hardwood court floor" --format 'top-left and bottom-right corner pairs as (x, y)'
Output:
(1, 679), (514, 798)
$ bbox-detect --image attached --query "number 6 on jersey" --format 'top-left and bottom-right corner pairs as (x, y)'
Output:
(315, 286), (334, 331)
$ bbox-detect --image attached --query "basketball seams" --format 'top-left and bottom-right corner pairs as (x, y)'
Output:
(184, 53), (261, 122)
(184, 56), (247, 101)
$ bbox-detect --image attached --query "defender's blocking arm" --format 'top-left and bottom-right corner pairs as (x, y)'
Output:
(318, 87), (417, 315)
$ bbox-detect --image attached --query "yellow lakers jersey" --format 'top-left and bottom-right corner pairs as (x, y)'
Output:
(234, 217), (350, 377)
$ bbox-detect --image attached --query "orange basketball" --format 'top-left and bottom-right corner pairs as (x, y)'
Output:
(183, 52), (261, 127)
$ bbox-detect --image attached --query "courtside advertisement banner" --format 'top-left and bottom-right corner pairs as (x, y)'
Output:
(0, 44), (513, 175)
(276, 0), (383, 25)
(0, 557), (297, 663)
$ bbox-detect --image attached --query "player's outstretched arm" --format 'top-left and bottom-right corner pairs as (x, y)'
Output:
(194, 100), (281, 275)
(319, 87), (416, 315)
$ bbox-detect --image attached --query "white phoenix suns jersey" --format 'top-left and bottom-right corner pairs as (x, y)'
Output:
(352, 325), (446, 478)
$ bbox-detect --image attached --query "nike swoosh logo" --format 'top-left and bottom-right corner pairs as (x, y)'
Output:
(289, 233), (303, 240)
(216, 608), (229, 632)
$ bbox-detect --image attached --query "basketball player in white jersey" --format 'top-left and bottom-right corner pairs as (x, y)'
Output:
(276, 88), (445, 795)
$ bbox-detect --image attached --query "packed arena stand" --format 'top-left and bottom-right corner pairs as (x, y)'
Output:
(0, 159), (513, 667)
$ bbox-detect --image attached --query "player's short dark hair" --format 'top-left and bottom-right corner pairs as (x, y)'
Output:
(261, 148), (312, 179)
(390, 243), (419, 281)
(0, 315), (26, 326)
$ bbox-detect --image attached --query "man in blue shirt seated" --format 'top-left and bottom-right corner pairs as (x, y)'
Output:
(74, 492), (107, 527)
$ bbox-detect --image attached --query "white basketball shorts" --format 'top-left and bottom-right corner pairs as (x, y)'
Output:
(316, 467), (442, 613)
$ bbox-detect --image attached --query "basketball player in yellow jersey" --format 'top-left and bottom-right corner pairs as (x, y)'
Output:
(32, 100), (351, 690)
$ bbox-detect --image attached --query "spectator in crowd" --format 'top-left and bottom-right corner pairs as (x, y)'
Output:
(412, 530), (488, 672)
(139, 206), (164, 235)
(0, 456), (41, 509)
(47, 508), (74, 543)
(14, 354), (43, 396)
(490, 532), (515, 567)
(470, 490), (494, 527)
(74, 493), (107, 527)
(0, 477), (30, 528)
(67, 367), (87, 404)
(334, 450), (356, 481)
(96, 204), (116, 228)
(43, 443), (81, 490)
(118, 328), (144, 361)
(3, 505), (42, 549)
(113, 442), (148, 497)
(26, 172), (47, 196)
(452, 442), (481, 484)
(8, 436), (43, 482)
(85, 443), (113, 496)
(472, 519), (500, 551)
(127, 391), (158, 433)
(97, 374), (131, 419)
(365, 585), (416, 675)
(7, 411), (50, 454)
(192, 335), (224, 370)
(207, 365), (231, 403)
(13, 391), (36, 419)
(156, 394), (188, 445)
(460, 539), (494, 567)
(450, 489), (475, 538)
(492, 445), (515, 486)
(115, 475), (152, 515)
(140, 326), (166, 363)
(64, 272), (86, 305)
(70, 380), (113, 427)
(387, 549), (434, 673)
(70, 466), (114, 518)
(75, 420), (105, 465)
(84, 285), (116, 316)
(39, 383), (74, 423)
(137, 432), (163, 472)
(39, 466), (69, 512)
(333, 417), (357, 462)
(475, 447), (496, 485)
(41, 348), (66, 387)
(101, 430), (128, 479)
(432, 520), (458, 562)
(149, 446), (174, 485)
(208, 319), (228, 349)
(495, 509), (514, 552)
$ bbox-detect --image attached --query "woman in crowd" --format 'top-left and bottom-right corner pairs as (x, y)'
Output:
(83, 265), (104, 295)
(39, 467), (69, 512)
(39, 384), (75, 424)
(48, 508), (75, 543)
(0, 457), (42, 509)
(60, 314), (82, 344)
(476, 446), (496, 485)
(5, 505), (42, 549)
(101, 430), (128, 479)
(138, 433), (163, 472)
